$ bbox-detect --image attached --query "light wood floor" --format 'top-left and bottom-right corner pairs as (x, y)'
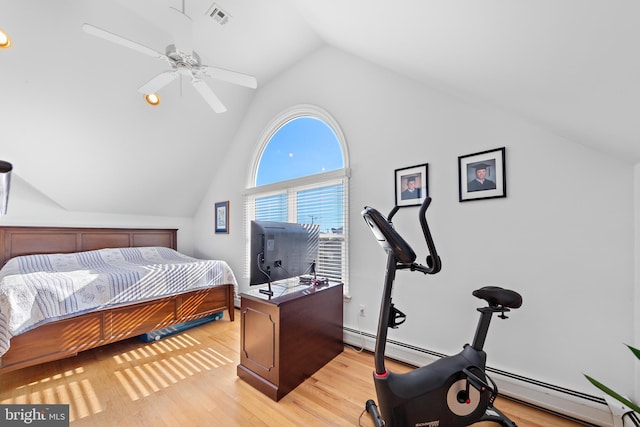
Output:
(1, 309), (585, 426)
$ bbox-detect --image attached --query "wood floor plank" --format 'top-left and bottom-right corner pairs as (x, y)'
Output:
(0, 309), (586, 426)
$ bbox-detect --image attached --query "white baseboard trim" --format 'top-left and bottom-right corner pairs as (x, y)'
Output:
(343, 328), (613, 426)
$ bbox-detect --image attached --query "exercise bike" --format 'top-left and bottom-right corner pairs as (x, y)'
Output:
(362, 197), (522, 427)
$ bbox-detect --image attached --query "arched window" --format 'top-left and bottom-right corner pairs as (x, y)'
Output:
(245, 105), (350, 290)
(255, 116), (344, 185)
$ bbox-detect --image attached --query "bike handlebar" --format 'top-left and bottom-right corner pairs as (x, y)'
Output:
(387, 205), (400, 222)
(363, 197), (441, 275)
(418, 198), (441, 274)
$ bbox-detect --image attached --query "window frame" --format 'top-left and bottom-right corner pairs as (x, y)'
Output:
(247, 104), (350, 189)
(245, 105), (350, 293)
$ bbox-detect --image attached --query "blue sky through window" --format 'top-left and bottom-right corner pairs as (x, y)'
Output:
(256, 117), (343, 186)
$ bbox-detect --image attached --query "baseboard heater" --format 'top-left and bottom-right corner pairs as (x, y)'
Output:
(343, 327), (611, 427)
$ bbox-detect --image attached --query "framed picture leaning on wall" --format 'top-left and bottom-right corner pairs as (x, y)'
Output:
(458, 147), (506, 202)
(395, 163), (428, 208)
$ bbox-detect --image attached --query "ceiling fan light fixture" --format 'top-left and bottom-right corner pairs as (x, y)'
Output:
(144, 93), (161, 106)
(0, 29), (12, 49)
(82, 22), (257, 113)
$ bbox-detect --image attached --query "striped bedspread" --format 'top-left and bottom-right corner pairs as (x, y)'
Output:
(0, 247), (238, 357)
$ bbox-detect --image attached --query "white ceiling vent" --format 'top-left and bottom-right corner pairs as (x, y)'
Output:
(206, 3), (231, 26)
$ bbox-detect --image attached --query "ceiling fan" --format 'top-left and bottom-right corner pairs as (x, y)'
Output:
(82, 12), (257, 113)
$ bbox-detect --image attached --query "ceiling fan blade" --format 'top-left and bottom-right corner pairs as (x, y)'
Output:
(202, 65), (258, 89)
(137, 71), (179, 94)
(82, 23), (166, 61)
(192, 79), (227, 113)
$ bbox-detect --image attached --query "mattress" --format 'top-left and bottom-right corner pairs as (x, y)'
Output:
(0, 246), (238, 357)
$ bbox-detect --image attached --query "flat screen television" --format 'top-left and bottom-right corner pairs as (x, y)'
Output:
(249, 220), (319, 295)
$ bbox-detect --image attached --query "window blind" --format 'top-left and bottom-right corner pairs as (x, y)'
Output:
(244, 172), (349, 291)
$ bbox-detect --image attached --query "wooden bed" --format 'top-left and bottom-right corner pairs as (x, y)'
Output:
(0, 226), (235, 373)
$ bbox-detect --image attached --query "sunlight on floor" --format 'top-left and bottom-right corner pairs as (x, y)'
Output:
(2, 367), (102, 421)
(113, 333), (233, 402)
(2, 332), (234, 422)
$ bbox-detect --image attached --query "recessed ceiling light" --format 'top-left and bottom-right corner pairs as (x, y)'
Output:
(144, 93), (160, 106)
(0, 29), (11, 49)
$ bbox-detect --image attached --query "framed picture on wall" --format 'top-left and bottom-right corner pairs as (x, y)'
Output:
(215, 201), (229, 233)
(395, 163), (428, 207)
(458, 147), (506, 202)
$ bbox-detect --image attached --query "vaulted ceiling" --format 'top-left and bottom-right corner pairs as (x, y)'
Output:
(2, 0), (639, 217)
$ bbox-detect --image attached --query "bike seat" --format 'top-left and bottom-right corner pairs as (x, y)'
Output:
(472, 286), (522, 309)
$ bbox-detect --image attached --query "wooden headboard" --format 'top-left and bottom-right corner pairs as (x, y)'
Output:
(0, 226), (177, 267)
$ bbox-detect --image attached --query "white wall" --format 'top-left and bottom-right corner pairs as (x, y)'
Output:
(193, 45), (636, 414)
(635, 164), (640, 403)
(1, 174), (195, 253)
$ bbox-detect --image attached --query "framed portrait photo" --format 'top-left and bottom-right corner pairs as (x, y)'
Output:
(215, 201), (229, 234)
(395, 163), (428, 207)
(458, 147), (506, 202)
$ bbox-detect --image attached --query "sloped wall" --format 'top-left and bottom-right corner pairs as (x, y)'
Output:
(1, 174), (194, 253)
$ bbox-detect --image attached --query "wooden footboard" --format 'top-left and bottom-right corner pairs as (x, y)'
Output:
(0, 284), (235, 373)
(0, 225), (236, 374)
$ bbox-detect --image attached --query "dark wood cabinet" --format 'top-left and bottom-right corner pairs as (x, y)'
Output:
(237, 281), (344, 401)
